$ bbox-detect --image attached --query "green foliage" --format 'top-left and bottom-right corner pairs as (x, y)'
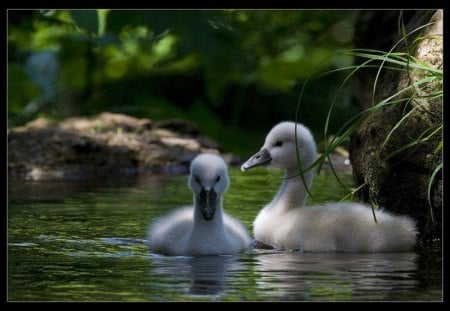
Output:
(8, 64), (42, 127)
(8, 9), (358, 155)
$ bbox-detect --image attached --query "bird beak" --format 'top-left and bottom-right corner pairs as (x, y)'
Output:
(240, 148), (272, 171)
(199, 188), (217, 221)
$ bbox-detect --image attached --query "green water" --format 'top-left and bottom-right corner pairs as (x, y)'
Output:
(8, 168), (442, 301)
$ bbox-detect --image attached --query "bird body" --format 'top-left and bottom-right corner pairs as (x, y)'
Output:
(254, 201), (416, 252)
(148, 153), (251, 256)
(241, 122), (417, 252)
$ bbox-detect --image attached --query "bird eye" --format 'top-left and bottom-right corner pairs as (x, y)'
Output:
(275, 141), (283, 147)
(195, 176), (201, 184)
(216, 176), (221, 182)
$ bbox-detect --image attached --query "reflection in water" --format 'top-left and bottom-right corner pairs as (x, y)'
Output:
(254, 251), (420, 301)
(8, 169), (442, 301)
(8, 173), (175, 203)
(189, 256), (233, 296)
(149, 254), (234, 297)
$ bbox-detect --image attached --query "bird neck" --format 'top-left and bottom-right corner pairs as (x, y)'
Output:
(192, 196), (226, 234)
(270, 167), (313, 211)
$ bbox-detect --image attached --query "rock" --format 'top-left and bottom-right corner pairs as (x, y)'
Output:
(349, 10), (442, 244)
(154, 119), (199, 136)
(8, 112), (236, 180)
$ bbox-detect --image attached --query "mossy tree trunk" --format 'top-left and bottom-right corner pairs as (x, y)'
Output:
(349, 10), (442, 246)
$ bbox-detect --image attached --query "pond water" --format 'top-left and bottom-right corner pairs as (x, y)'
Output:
(8, 168), (442, 302)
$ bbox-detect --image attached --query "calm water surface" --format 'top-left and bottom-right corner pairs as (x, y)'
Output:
(8, 168), (442, 301)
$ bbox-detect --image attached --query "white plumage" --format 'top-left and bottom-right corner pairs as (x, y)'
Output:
(241, 121), (417, 252)
(148, 153), (251, 256)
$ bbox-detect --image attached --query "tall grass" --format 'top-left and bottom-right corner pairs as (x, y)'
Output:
(293, 17), (442, 220)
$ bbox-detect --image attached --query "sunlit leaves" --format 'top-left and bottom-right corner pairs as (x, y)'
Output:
(8, 9), (359, 141)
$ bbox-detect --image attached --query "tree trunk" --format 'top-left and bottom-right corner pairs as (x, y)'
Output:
(349, 10), (442, 247)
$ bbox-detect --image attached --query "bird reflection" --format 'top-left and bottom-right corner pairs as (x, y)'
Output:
(254, 251), (420, 300)
(148, 254), (234, 297)
(188, 255), (233, 296)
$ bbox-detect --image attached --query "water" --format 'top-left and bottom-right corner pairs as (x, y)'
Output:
(8, 168), (442, 301)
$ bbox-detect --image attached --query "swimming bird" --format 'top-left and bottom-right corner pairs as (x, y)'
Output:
(148, 153), (251, 256)
(241, 121), (417, 252)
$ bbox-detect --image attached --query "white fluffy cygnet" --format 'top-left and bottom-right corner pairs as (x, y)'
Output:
(241, 121), (417, 252)
(148, 153), (251, 256)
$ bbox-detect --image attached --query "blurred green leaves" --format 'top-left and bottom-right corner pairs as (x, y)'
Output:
(8, 9), (358, 154)
(70, 10), (100, 34)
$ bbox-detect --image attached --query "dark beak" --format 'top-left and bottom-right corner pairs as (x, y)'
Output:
(240, 148), (272, 171)
(199, 188), (217, 221)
